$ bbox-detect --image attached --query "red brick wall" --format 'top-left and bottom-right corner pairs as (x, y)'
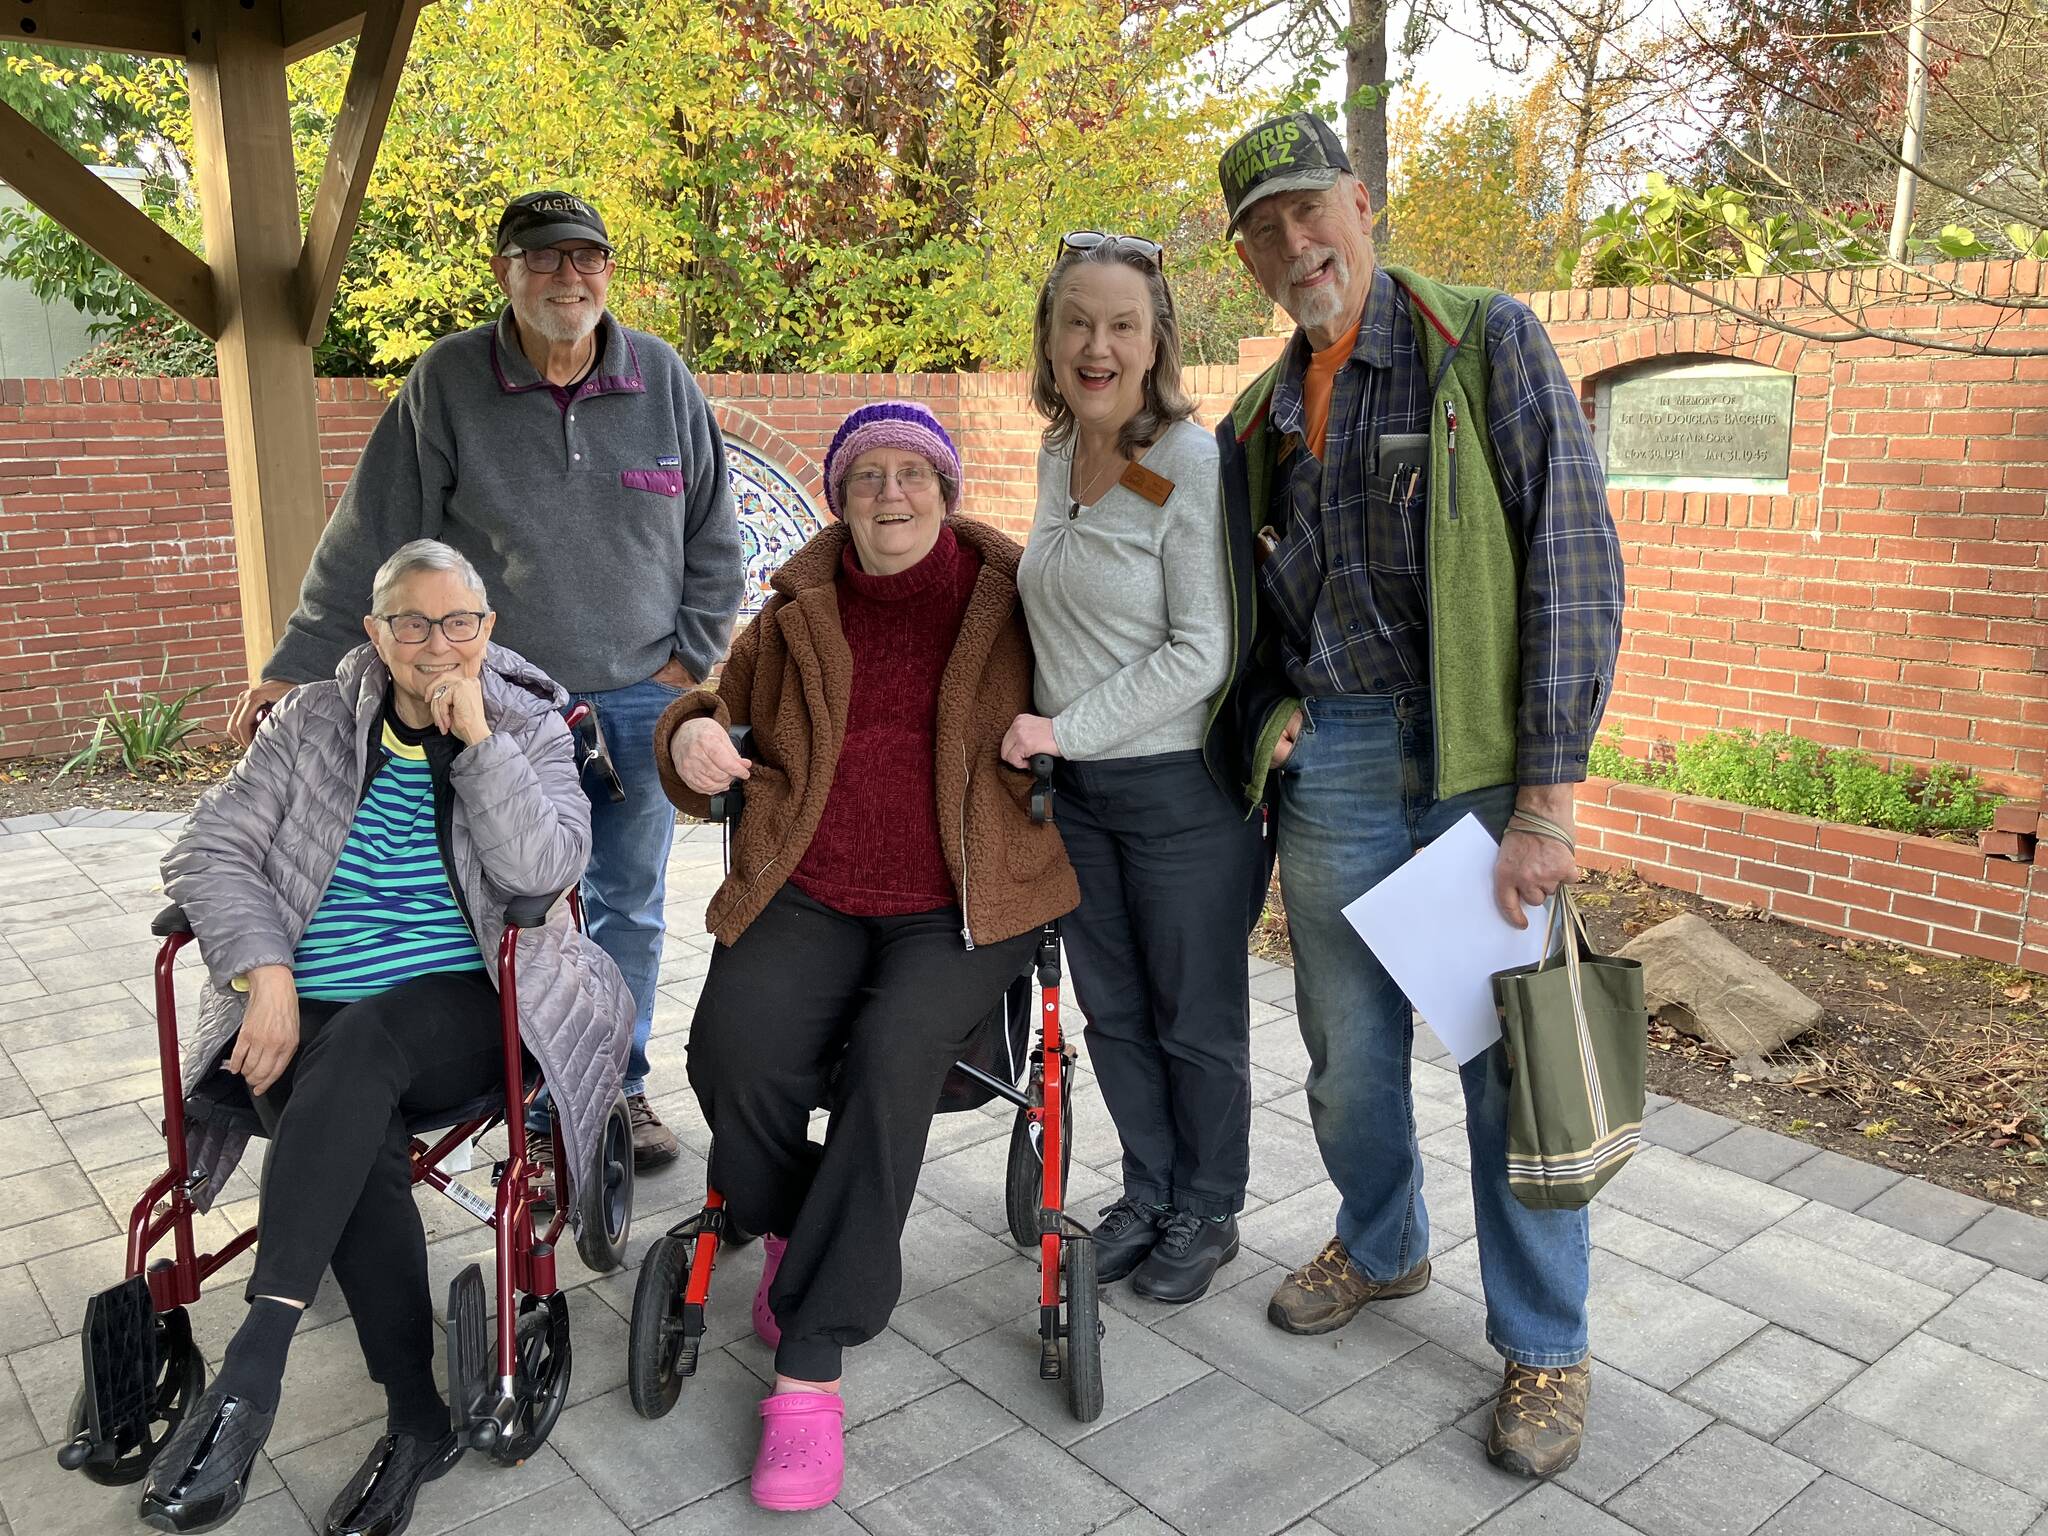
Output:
(1578, 777), (2048, 975)
(0, 378), (387, 755)
(1526, 269), (2048, 794)
(4, 262), (2045, 790)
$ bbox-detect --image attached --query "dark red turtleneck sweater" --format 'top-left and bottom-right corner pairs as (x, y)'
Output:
(789, 524), (982, 916)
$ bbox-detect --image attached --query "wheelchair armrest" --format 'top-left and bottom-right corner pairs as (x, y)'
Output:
(503, 892), (564, 929)
(151, 903), (193, 938)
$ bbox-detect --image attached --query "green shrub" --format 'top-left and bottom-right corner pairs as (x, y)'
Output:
(1590, 728), (2003, 838)
(54, 668), (212, 781)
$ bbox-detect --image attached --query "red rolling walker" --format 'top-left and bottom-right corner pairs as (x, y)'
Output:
(623, 747), (1105, 1423)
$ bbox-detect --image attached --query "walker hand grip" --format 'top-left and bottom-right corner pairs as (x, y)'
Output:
(150, 904), (192, 938)
(1027, 755), (1056, 825)
(705, 724), (755, 824)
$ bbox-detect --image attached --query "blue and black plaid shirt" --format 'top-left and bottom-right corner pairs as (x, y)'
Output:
(1259, 268), (1625, 785)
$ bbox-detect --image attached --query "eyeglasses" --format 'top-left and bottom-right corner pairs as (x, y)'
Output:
(843, 465), (939, 499)
(510, 247), (613, 275)
(1060, 231), (1165, 269)
(379, 611), (490, 644)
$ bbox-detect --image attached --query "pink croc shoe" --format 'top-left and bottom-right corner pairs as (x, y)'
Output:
(752, 1235), (786, 1348)
(751, 1391), (845, 1511)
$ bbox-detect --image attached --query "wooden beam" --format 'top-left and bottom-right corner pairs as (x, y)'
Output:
(7, 0), (186, 56)
(184, 0), (328, 676)
(294, 0), (421, 347)
(0, 100), (219, 337)
(281, 0), (369, 62)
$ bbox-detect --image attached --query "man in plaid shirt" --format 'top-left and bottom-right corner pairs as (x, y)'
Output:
(1207, 112), (1625, 1479)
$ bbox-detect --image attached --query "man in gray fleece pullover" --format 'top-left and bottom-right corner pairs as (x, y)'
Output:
(230, 190), (743, 1170)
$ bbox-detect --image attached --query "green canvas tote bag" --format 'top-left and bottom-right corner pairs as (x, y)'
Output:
(1491, 888), (1649, 1210)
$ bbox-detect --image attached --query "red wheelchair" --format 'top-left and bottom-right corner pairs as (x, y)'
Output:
(57, 788), (635, 1486)
(623, 743), (1105, 1424)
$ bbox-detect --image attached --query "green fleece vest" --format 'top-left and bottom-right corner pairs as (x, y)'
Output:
(1230, 265), (1523, 799)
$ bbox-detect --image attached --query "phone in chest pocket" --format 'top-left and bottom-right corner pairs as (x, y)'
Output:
(1372, 431), (1430, 505)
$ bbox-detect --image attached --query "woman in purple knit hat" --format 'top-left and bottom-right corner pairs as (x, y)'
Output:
(653, 400), (1078, 1511)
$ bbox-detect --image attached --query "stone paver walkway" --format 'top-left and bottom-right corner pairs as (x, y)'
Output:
(2, 812), (2047, 1536)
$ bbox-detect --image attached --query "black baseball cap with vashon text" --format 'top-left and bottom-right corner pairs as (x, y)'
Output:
(495, 191), (610, 252)
(1218, 112), (1353, 235)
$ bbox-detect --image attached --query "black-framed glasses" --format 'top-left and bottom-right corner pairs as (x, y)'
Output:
(379, 611), (490, 644)
(511, 247), (613, 275)
(1060, 230), (1165, 269)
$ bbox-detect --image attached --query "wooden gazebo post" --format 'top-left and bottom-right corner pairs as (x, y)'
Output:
(1, 0), (428, 673)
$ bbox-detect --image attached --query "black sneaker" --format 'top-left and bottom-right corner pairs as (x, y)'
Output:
(1090, 1198), (1166, 1284)
(1130, 1210), (1240, 1304)
(322, 1428), (463, 1536)
(138, 1386), (273, 1533)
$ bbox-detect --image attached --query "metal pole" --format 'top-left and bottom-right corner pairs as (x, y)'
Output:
(1888, 0), (1930, 262)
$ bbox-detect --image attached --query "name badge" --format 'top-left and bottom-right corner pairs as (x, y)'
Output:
(1119, 461), (1175, 507)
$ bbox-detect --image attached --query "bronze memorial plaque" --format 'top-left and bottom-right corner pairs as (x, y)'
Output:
(1601, 363), (1795, 488)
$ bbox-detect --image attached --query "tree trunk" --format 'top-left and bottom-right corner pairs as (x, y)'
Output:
(1346, 0), (1392, 237)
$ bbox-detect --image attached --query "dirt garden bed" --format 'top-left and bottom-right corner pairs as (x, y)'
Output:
(0, 746), (237, 819)
(1255, 868), (2048, 1216)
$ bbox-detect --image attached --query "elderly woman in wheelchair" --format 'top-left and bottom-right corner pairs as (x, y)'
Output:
(129, 539), (633, 1535)
(656, 401), (1079, 1510)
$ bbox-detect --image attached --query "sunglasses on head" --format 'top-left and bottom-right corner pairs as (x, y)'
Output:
(1060, 231), (1165, 269)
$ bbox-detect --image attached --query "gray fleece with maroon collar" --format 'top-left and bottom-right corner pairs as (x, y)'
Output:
(266, 308), (743, 694)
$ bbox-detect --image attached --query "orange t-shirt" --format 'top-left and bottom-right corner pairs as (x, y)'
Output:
(1300, 317), (1362, 462)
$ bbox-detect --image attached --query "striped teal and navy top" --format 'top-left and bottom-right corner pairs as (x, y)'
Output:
(292, 715), (484, 1002)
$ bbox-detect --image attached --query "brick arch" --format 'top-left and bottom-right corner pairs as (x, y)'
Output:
(1563, 317), (1812, 385)
(711, 402), (826, 507)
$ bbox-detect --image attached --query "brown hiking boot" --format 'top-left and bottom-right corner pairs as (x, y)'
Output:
(1266, 1237), (1431, 1335)
(628, 1093), (682, 1171)
(1487, 1358), (1591, 1478)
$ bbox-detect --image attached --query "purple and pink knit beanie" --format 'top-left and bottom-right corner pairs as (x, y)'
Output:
(822, 401), (963, 519)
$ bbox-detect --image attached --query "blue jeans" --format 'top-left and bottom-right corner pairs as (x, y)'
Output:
(569, 677), (685, 1098)
(1277, 692), (1590, 1368)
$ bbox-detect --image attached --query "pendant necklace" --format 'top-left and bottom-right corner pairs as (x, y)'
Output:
(1067, 451), (1124, 521)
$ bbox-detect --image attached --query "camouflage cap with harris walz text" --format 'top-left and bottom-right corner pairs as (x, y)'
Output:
(1217, 112), (1353, 236)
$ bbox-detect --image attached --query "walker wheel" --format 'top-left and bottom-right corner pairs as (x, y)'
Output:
(627, 1230), (699, 1419)
(1062, 1239), (1104, 1423)
(573, 1093), (635, 1273)
(63, 1305), (205, 1486)
(1004, 1070), (1075, 1248)
(487, 1293), (571, 1465)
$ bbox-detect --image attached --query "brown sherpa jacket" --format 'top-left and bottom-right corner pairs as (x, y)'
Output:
(654, 515), (1080, 948)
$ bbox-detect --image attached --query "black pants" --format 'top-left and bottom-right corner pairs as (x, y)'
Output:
(247, 970), (501, 1398)
(1055, 750), (1265, 1219)
(688, 885), (1038, 1381)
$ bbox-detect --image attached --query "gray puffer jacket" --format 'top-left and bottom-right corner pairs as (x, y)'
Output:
(162, 642), (633, 1213)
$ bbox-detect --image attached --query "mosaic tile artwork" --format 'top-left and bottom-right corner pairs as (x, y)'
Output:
(727, 438), (824, 615)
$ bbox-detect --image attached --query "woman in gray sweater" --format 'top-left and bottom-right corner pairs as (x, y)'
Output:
(1004, 233), (1266, 1304)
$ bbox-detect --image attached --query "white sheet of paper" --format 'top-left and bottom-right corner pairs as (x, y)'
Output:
(1341, 813), (1549, 1064)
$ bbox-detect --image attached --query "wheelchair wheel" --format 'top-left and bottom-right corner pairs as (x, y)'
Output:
(1004, 1070), (1075, 1248)
(488, 1294), (571, 1466)
(573, 1093), (635, 1273)
(1062, 1238), (1104, 1423)
(63, 1306), (206, 1486)
(628, 1230), (696, 1419)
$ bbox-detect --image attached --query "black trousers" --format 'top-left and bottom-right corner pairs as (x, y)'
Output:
(1055, 750), (1265, 1219)
(247, 970), (502, 1397)
(688, 885), (1038, 1381)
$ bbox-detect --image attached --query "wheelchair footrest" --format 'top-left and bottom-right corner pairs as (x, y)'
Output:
(72, 1277), (157, 1463)
(447, 1265), (490, 1432)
